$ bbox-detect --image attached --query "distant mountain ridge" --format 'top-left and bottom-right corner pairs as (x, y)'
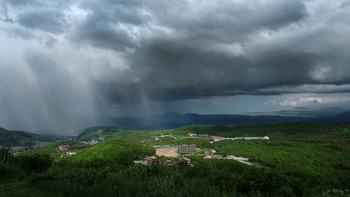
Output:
(108, 109), (350, 130)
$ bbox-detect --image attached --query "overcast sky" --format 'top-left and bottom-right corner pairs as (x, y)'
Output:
(1, 0), (350, 134)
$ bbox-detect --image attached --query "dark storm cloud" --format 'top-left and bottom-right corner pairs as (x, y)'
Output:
(17, 9), (66, 33)
(68, 0), (350, 104)
(1, 0), (350, 133)
(68, 0), (150, 51)
(5, 0), (39, 6)
(70, 0), (307, 51)
(143, 0), (308, 42)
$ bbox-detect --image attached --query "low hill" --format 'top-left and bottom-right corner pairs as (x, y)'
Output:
(77, 126), (119, 141)
(0, 127), (56, 146)
(323, 111), (350, 122)
(68, 139), (155, 167)
(27, 140), (91, 159)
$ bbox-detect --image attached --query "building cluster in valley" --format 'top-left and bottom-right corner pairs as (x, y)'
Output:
(136, 132), (269, 166)
(58, 145), (76, 157)
(56, 130), (266, 166)
(81, 137), (105, 145)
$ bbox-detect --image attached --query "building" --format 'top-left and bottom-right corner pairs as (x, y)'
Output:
(234, 157), (249, 161)
(59, 145), (70, 151)
(198, 134), (208, 137)
(156, 147), (178, 157)
(164, 160), (172, 164)
(133, 160), (148, 165)
(65, 152), (76, 156)
(188, 133), (197, 137)
(204, 149), (216, 159)
(178, 144), (196, 152)
(213, 138), (225, 142)
(210, 135), (225, 139)
(144, 156), (157, 163)
(182, 157), (191, 163)
(235, 136), (269, 140)
(224, 155), (236, 159)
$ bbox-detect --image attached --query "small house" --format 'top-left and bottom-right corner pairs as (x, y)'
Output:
(65, 152), (76, 156)
(164, 160), (172, 164)
(182, 157), (191, 163)
(144, 156), (157, 163)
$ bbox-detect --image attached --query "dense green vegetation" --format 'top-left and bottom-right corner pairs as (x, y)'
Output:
(23, 141), (91, 160)
(1, 122), (350, 196)
(215, 140), (350, 191)
(78, 122), (350, 143)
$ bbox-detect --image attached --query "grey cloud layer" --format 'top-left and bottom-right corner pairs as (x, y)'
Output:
(69, 0), (350, 102)
(1, 0), (350, 133)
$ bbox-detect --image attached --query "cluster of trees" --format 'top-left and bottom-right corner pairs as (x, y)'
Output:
(214, 139), (350, 190)
(0, 146), (309, 196)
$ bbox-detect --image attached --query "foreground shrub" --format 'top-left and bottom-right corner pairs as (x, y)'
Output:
(18, 153), (53, 173)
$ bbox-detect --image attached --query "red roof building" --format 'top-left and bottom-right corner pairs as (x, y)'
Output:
(144, 156), (157, 163)
(59, 145), (70, 151)
(210, 135), (225, 139)
(182, 157), (191, 163)
(165, 160), (172, 164)
(224, 155), (235, 159)
(188, 133), (197, 136)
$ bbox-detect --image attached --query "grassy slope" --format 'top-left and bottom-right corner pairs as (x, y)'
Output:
(67, 139), (155, 167)
(0, 127), (52, 146)
(77, 127), (119, 141)
(27, 141), (90, 160)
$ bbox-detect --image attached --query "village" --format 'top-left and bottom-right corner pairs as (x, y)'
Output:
(135, 133), (269, 166)
(58, 132), (269, 167)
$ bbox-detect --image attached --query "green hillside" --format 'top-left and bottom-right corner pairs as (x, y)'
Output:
(0, 127), (56, 146)
(2, 122), (350, 196)
(77, 126), (119, 141)
(26, 141), (91, 159)
(68, 139), (155, 167)
(172, 122), (350, 141)
(26, 139), (154, 166)
(78, 122), (350, 142)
